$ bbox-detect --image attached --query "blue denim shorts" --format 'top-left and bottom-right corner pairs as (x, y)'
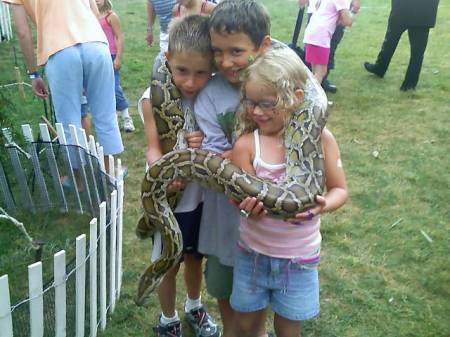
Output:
(230, 247), (320, 321)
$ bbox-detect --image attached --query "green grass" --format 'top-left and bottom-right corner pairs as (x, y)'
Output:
(1, 0), (449, 336)
(0, 210), (92, 303)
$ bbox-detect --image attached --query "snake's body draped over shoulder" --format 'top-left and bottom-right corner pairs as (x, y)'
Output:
(135, 44), (328, 306)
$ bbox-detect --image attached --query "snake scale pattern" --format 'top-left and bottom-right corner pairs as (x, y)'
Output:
(135, 47), (328, 305)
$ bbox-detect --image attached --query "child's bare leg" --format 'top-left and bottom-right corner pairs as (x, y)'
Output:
(312, 64), (328, 84)
(234, 309), (267, 337)
(274, 313), (301, 337)
(217, 298), (236, 337)
(183, 254), (202, 300)
(158, 263), (181, 317)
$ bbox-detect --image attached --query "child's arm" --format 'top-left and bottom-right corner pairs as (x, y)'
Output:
(231, 134), (267, 218)
(142, 98), (163, 165)
(231, 134), (255, 175)
(291, 128), (348, 221)
(338, 8), (352, 27)
(146, 0), (155, 47)
(108, 12), (124, 70)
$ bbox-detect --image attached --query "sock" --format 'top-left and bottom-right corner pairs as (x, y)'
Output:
(185, 295), (202, 312)
(160, 310), (179, 325)
(119, 108), (130, 120)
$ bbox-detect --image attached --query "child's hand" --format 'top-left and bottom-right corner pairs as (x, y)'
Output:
(185, 130), (204, 149)
(233, 196), (267, 219)
(113, 57), (121, 70)
(287, 195), (326, 224)
(222, 150), (233, 159)
(167, 177), (186, 193)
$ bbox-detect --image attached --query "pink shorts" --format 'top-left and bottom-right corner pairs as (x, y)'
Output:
(305, 44), (330, 65)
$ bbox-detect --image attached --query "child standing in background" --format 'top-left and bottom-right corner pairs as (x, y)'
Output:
(231, 47), (348, 337)
(96, 0), (135, 132)
(303, 0), (352, 83)
(172, 0), (216, 17)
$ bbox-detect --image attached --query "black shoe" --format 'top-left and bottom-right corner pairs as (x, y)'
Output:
(400, 83), (416, 91)
(364, 62), (384, 78)
(322, 79), (337, 93)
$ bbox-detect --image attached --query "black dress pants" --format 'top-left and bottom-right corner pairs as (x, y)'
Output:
(375, 18), (430, 87)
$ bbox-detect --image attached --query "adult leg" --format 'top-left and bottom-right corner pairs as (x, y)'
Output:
(365, 17), (405, 76)
(45, 45), (84, 145)
(81, 42), (123, 156)
(401, 27), (430, 90)
(274, 313), (301, 337)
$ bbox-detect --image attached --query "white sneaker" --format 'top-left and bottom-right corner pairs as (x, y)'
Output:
(122, 117), (135, 132)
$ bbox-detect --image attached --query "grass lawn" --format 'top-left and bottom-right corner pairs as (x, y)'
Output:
(0, 0), (449, 336)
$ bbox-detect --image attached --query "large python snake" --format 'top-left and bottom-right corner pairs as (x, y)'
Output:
(135, 46), (328, 306)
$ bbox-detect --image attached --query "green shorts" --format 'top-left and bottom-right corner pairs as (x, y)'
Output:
(204, 255), (234, 300)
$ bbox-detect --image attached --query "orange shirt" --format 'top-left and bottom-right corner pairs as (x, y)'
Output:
(3, 0), (107, 65)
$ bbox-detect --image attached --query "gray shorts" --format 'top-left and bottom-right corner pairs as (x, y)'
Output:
(204, 255), (233, 300)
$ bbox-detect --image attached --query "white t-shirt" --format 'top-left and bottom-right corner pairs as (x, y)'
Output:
(138, 86), (203, 213)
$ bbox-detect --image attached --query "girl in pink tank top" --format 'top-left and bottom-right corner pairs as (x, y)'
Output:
(172, 0), (216, 18)
(230, 47), (348, 336)
(95, 0), (135, 132)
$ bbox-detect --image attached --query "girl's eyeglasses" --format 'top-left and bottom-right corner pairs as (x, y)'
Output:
(242, 98), (277, 112)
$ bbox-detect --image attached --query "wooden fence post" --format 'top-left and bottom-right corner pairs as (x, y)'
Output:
(109, 190), (117, 312)
(76, 235), (86, 337)
(54, 251), (67, 337)
(0, 275), (13, 337)
(28, 262), (44, 337)
(99, 202), (107, 330)
(89, 219), (98, 337)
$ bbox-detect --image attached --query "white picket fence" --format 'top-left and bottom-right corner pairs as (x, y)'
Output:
(0, 2), (13, 42)
(0, 123), (125, 337)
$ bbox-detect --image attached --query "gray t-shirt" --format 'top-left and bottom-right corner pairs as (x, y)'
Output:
(195, 73), (241, 266)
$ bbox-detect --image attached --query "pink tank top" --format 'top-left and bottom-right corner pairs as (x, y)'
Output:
(100, 12), (117, 55)
(239, 129), (322, 262)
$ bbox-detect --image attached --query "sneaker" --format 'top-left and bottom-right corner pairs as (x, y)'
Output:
(122, 117), (135, 132)
(153, 319), (182, 337)
(185, 305), (220, 337)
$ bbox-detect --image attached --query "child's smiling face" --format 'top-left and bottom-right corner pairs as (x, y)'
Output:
(243, 78), (285, 136)
(210, 31), (270, 86)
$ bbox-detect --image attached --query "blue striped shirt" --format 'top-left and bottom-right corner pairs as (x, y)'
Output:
(150, 0), (176, 33)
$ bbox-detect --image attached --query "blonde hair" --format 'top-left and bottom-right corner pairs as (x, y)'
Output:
(168, 15), (212, 58)
(237, 47), (309, 136)
(98, 0), (113, 13)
